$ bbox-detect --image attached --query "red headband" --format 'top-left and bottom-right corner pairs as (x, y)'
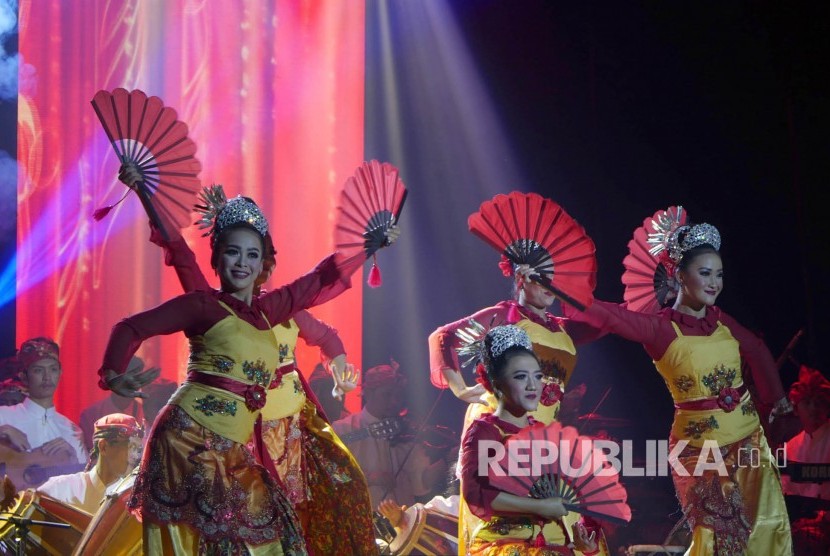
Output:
(789, 365), (830, 405)
(363, 359), (404, 390)
(17, 337), (60, 370)
(92, 413), (144, 440)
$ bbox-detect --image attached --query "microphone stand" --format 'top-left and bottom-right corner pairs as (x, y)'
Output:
(0, 514), (71, 556)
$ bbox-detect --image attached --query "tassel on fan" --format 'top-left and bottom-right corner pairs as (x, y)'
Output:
(334, 160), (407, 288)
(488, 421), (632, 525)
(468, 192), (597, 310)
(90, 88), (202, 239)
(0, 475), (17, 512)
(621, 205), (687, 313)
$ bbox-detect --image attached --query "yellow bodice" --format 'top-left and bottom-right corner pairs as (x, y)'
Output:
(515, 317), (577, 384)
(260, 318), (308, 421)
(516, 317), (577, 425)
(654, 320), (760, 447)
(169, 302), (282, 444)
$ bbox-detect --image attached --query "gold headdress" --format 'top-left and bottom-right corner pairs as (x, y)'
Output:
(667, 223), (721, 263)
(194, 185), (268, 239)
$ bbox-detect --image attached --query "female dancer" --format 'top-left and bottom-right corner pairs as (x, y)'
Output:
(459, 324), (598, 555)
(428, 193), (607, 553)
(119, 166), (378, 554)
(100, 194), (390, 554)
(562, 218), (793, 555)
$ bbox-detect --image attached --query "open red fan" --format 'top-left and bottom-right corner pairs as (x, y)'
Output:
(468, 192), (597, 310)
(90, 88), (202, 237)
(334, 160), (407, 287)
(488, 421), (632, 525)
(621, 205), (687, 313)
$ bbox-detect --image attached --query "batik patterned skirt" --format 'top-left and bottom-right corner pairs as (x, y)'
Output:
(128, 404), (307, 556)
(261, 401), (378, 556)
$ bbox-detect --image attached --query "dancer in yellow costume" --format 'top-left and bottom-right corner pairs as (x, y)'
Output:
(99, 193), (378, 554)
(564, 218), (794, 555)
(429, 278), (608, 555)
(458, 324), (600, 555)
(119, 165), (380, 555)
(429, 241), (607, 553)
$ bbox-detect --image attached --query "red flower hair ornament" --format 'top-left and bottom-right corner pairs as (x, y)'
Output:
(540, 379), (564, 406)
(498, 254), (515, 277)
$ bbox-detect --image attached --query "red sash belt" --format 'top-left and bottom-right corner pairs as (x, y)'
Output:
(186, 370), (284, 489)
(186, 370), (267, 411)
(186, 370), (249, 396)
(269, 363), (297, 389)
(675, 383), (748, 412)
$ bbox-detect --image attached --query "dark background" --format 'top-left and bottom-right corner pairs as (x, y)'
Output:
(363, 1), (828, 548)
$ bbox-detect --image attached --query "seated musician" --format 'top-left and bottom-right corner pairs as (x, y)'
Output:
(38, 413), (143, 515)
(782, 364), (830, 501)
(332, 361), (448, 507)
(0, 337), (87, 488)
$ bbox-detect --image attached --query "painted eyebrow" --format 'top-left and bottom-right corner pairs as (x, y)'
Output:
(511, 368), (542, 374)
(224, 243), (261, 253)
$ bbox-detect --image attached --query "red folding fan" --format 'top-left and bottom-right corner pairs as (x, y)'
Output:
(621, 205), (687, 313)
(334, 160), (407, 287)
(488, 421), (632, 524)
(90, 88), (202, 237)
(468, 192), (597, 311)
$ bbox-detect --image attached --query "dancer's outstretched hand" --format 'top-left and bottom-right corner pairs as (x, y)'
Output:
(572, 521), (598, 554)
(332, 363), (360, 401)
(103, 366), (158, 398)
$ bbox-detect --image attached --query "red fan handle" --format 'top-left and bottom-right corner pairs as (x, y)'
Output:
(131, 179), (171, 242)
(526, 273), (587, 312)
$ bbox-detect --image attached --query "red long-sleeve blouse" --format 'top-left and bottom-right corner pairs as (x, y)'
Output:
(153, 232), (346, 359)
(562, 300), (785, 405)
(99, 254), (347, 387)
(428, 300), (605, 388)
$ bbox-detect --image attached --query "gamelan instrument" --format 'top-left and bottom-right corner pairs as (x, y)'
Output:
(71, 470), (141, 556)
(0, 489), (90, 555)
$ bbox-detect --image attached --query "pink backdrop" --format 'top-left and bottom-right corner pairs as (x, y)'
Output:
(17, 0), (367, 421)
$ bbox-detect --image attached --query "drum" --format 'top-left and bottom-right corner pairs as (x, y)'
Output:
(388, 503), (459, 556)
(71, 470), (142, 556)
(0, 488), (90, 555)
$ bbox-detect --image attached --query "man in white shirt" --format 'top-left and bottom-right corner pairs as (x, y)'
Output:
(332, 361), (448, 508)
(38, 413), (143, 515)
(0, 337), (87, 489)
(782, 365), (830, 501)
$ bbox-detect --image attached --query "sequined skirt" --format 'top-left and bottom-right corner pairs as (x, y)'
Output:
(128, 404), (306, 555)
(261, 402), (377, 556)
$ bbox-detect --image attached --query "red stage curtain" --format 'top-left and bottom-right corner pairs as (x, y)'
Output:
(17, 0), (366, 421)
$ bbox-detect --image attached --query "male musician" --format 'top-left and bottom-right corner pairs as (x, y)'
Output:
(0, 337), (87, 488)
(332, 361), (447, 507)
(38, 413), (143, 515)
(782, 365), (830, 500)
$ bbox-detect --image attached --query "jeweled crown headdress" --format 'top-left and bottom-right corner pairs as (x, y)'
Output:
(194, 184), (268, 239)
(487, 325), (533, 361)
(454, 321), (532, 367)
(666, 223), (721, 263)
(454, 322), (534, 394)
(645, 206), (721, 266)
